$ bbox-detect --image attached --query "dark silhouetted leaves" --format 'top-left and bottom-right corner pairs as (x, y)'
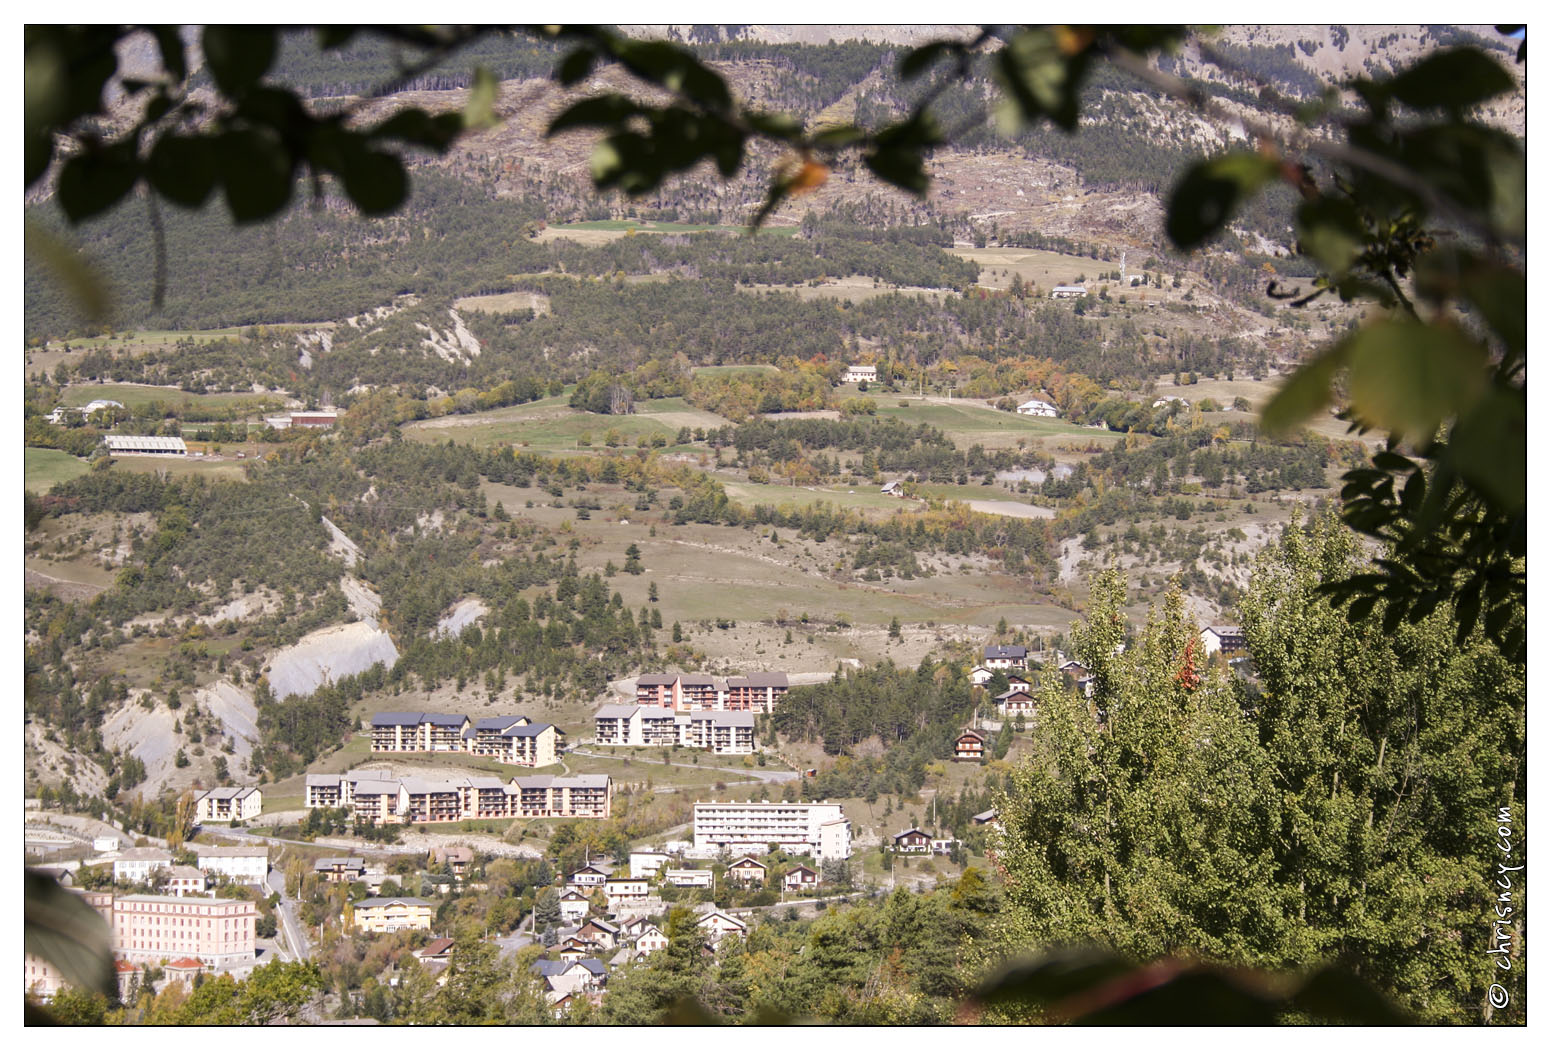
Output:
(148, 134), (219, 208)
(1386, 47), (1515, 111)
(1167, 152), (1280, 249)
(57, 140), (141, 223)
(25, 869), (115, 999)
(202, 26), (278, 96)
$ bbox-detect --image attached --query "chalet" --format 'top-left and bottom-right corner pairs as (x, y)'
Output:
(603, 877), (651, 906)
(1005, 673), (1032, 691)
(892, 828), (931, 854)
(429, 845), (474, 877)
(1016, 398), (1059, 417)
(577, 918), (621, 950)
(969, 665), (994, 687)
(983, 644), (1028, 670)
(532, 958), (606, 999)
(843, 364), (878, 384)
(954, 729), (987, 762)
(697, 910), (748, 944)
(558, 940), (590, 963)
(1153, 396), (1190, 409)
(1058, 659), (1091, 680)
(726, 857), (768, 884)
(971, 809), (1000, 826)
(1050, 285), (1087, 299)
(559, 889), (592, 924)
(619, 915), (654, 940)
(782, 865), (820, 891)
(314, 857), (366, 883)
(1199, 625), (1248, 659)
(880, 480), (903, 496)
(634, 924), (669, 954)
(996, 688), (1036, 718)
(568, 864), (611, 888)
(414, 938), (456, 963)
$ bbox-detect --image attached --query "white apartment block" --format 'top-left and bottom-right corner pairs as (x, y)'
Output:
(693, 800), (852, 860)
(194, 786), (263, 823)
(593, 706), (756, 754)
(366, 711), (561, 765)
(194, 844), (269, 885)
(303, 771), (612, 823)
(113, 848), (173, 885)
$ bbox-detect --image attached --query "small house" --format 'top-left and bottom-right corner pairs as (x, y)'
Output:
(892, 828), (931, 854)
(954, 729), (987, 762)
(726, 857), (768, 884)
(782, 865), (820, 891)
(1016, 398), (1058, 417)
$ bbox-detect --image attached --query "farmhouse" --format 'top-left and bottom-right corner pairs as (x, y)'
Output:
(697, 910), (748, 944)
(843, 364), (877, 384)
(1016, 398), (1059, 417)
(880, 480), (903, 496)
(996, 688), (1036, 718)
(1051, 285), (1087, 298)
(892, 829), (931, 853)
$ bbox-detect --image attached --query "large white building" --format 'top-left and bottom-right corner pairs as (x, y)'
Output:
(693, 800), (852, 860)
(113, 848), (173, 885)
(194, 844), (269, 885)
(195, 786), (263, 823)
(594, 706), (756, 754)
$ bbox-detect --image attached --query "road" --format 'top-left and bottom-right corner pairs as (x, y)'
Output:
(212, 824), (412, 858)
(567, 748), (797, 784)
(266, 867), (312, 962)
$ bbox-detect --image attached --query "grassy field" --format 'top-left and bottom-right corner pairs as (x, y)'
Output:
(403, 396), (728, 452)
(746, 276), (953, 302)
(691, 364), (780, 378)
(869, 397), (1122, 453)
(58, 382), (286, 415)
(25, 448), (91, 492)
(453, 290), (551, 315)
(105, 456), (249, 483)
(949, 245), (1113, 292)
(535, 219), (801, 245)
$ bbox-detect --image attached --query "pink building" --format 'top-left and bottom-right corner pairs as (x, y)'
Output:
(112, 894), (257, 967)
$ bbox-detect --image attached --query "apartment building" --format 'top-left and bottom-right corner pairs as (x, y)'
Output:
(369, 711), (470, 753)
(629, 672), (790, 714)
(351, 778), (403, 824)
(113, 848), (173, 885)
(193, 844), (269, 885)
(113, 894), (258, 967)
(194, 786), (263, 823)
(592, 706), (755, 753)
(349, 897), (433, 934)
(693, 800), (852, 859)
(512, 774), (612, 819)
(467, 716), (561, 766)
(398, 777), (464, 824)
(304, 770), (613, 824)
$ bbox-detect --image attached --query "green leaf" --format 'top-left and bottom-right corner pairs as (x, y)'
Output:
(1167, 152), (1280, 249)
(147, 134), (218, 208)
(864, 148), (929, 195)
(371, 110), (464, 153)
(336, 143), (407, 216)
(548, 95), (644, 136)
(1387, 48), (1514, 110)
(1295, 196), (1365, 276)
(202, 26), (277, 97)
(24, 219), (113, 323)
(57, 141), (141, 223)
(555, 46), (596, 87)
(216, 127), (294, 223)
(970, 949), (1136, 1011)
(993, 29), (1087, 132)
(464, 67), (499, 131)
(1291, 967), (1413, 1024)
(24, 870), (116, 999)
(1448, 389), (1526, 510)
(1460, 266), (1526, 360)
(1346, 321), (1489, 443)
(899, 41), (958, 79)
(1260, 342), (1353, 435)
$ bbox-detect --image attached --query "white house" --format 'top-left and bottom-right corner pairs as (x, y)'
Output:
(559, 889), (591, 924)
(1199, 625), (1247, 658)
(629, 851), (671, 878)
(1051, 285), (1087, 299)
(113, 848), (173, 885)
(697, 910), (748, 944)
(843, 364), (878, 384)
(603, 877), (651, 906)
(195, 786), (263, 823)
(969, 665), (993, 687)
(634, 924), (669, 954)
(193, 844), (269, 885)
(664, 868), (713, 888)
(1016, 398), (1059, 417)
(693, 800), (852, 860)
